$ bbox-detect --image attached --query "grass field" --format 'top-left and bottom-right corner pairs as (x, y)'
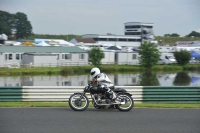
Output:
(0, 64), (200, 76)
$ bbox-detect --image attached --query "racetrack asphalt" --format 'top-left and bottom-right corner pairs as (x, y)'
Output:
(0, 107), (199, 133)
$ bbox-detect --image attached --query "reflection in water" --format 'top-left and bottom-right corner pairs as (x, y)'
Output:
(139, 71), (160, 86)
(173, 72), (191, 86)
(1, 72), (200, 86)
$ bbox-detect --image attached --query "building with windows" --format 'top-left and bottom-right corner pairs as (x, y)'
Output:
(81, 22), (156, 47)
(82, 34), (141, 47)
(0, 46), (88, 67)
(124, 22), (154, 37)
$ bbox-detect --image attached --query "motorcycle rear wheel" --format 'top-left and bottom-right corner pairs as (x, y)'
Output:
(69, 94), (89, 111)
(116, 94), (134, 111)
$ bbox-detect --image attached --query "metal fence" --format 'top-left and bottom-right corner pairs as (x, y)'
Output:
(0, 86), (199, 103)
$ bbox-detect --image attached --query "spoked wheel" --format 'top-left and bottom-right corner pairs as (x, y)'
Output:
(69, 93), (89, 111)
(116, 94), (134, 111)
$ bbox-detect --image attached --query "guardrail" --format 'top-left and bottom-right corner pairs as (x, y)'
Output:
(0, 86), (199, 103)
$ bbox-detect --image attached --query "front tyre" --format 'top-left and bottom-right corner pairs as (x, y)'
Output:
(69, 93), (89, 111)
(116, 94), (134, 112)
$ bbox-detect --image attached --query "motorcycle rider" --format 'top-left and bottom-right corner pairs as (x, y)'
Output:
(90, 67), (117, 101)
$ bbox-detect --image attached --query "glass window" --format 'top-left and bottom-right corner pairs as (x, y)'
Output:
(143, 26), (153, 28)
(128, 39), (137, 42)
(62, 54), (71, 60)
(65, 54), (71, 59)
(132, 54), (137, 59)
(16, 54), (20, 60)
(9, 54), (13, 60)
(57, 54), (59, 60)
(99, 38), (107, 41)
(79, 54), (85, 59)
(108, 38), (117, 41)
(118, 38), (127, 41)
(93, 38), (98, 41)
(125, 25), (142, 29)
(125, 32), (130, 35)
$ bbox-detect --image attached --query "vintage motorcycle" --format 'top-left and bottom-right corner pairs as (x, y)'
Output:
(69, 82), (134, 111)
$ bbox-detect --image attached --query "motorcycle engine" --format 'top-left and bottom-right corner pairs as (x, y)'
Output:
(105, 99), (111, 104)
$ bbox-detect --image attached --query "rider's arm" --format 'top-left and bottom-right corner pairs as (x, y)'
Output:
(96, 73), (106, 82)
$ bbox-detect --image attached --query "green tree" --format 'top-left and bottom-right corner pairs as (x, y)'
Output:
(0, 10), (33, 39)
(13, 12), (33, 39)
(186, 31), (200, 37)
(88, 47), (104, 67)
(173, 72), (191, 86)
(138, 41), (161, 68)
(164, 33), (180, 37)
(0, 10), (14, 35)
(173, 50), (191, 66)
(0, 21), (11, 35)
(170, 33), (180, 37)
(164, 34), (171, 37)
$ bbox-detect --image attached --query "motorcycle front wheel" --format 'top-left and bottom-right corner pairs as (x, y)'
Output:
(69, 93), (89, 111)
(116, 94), (134, 112)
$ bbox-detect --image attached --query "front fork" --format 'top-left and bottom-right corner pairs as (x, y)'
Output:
(79, 92), (86, 99)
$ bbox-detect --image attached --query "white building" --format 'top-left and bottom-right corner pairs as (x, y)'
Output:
(82, 34), (141, 47)
(82, 22), (156, 47)
(0, 46), (88, 67)
(115, 52), (140, 65)
(101, 51), (115, 64)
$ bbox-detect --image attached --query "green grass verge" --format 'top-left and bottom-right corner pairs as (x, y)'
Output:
(0, 102), (199, 108)
(0, 64), (200, 76)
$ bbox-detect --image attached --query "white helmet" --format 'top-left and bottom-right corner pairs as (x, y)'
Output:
(90, 67), (100, 78)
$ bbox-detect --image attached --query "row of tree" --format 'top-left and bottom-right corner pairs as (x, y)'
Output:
(0, 10), (33, 39)
(164, 31), (200, 37)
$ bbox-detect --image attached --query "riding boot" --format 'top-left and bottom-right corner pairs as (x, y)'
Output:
(107, 89), (116, 99)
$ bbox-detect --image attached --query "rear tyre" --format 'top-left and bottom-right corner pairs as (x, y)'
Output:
(69, 93), (89, 111)
(116, 94), (134, 112)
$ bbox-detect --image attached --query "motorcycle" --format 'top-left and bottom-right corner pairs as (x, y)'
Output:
(69, 82), (134, 111)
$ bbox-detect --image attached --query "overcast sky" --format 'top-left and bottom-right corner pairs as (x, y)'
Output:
(0, 0), (200, 36)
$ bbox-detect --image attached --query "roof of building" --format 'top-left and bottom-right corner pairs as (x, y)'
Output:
(124, 22), (154, 25)
(0, 46), (87, 53)
(75, 38), (96, 43)
(82, 34), (141, 39)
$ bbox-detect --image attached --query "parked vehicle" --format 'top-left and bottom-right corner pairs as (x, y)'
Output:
(158, 53), (176, 64)
(189, 57), (199, 64)
(69, 82), (134, 111)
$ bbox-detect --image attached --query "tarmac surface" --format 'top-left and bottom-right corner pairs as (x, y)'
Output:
(0, 107), (199, 133)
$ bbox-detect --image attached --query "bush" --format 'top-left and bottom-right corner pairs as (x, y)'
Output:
(174, 50), (191, 66)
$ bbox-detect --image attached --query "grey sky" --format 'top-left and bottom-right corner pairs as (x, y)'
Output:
(0, 0), (200, 36)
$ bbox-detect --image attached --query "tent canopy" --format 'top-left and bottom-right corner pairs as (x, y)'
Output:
(36, 41), (50, 46)
(191, 77), (200, 83)
(107, 46), (121, 50)
(191, 51), (200, 58)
